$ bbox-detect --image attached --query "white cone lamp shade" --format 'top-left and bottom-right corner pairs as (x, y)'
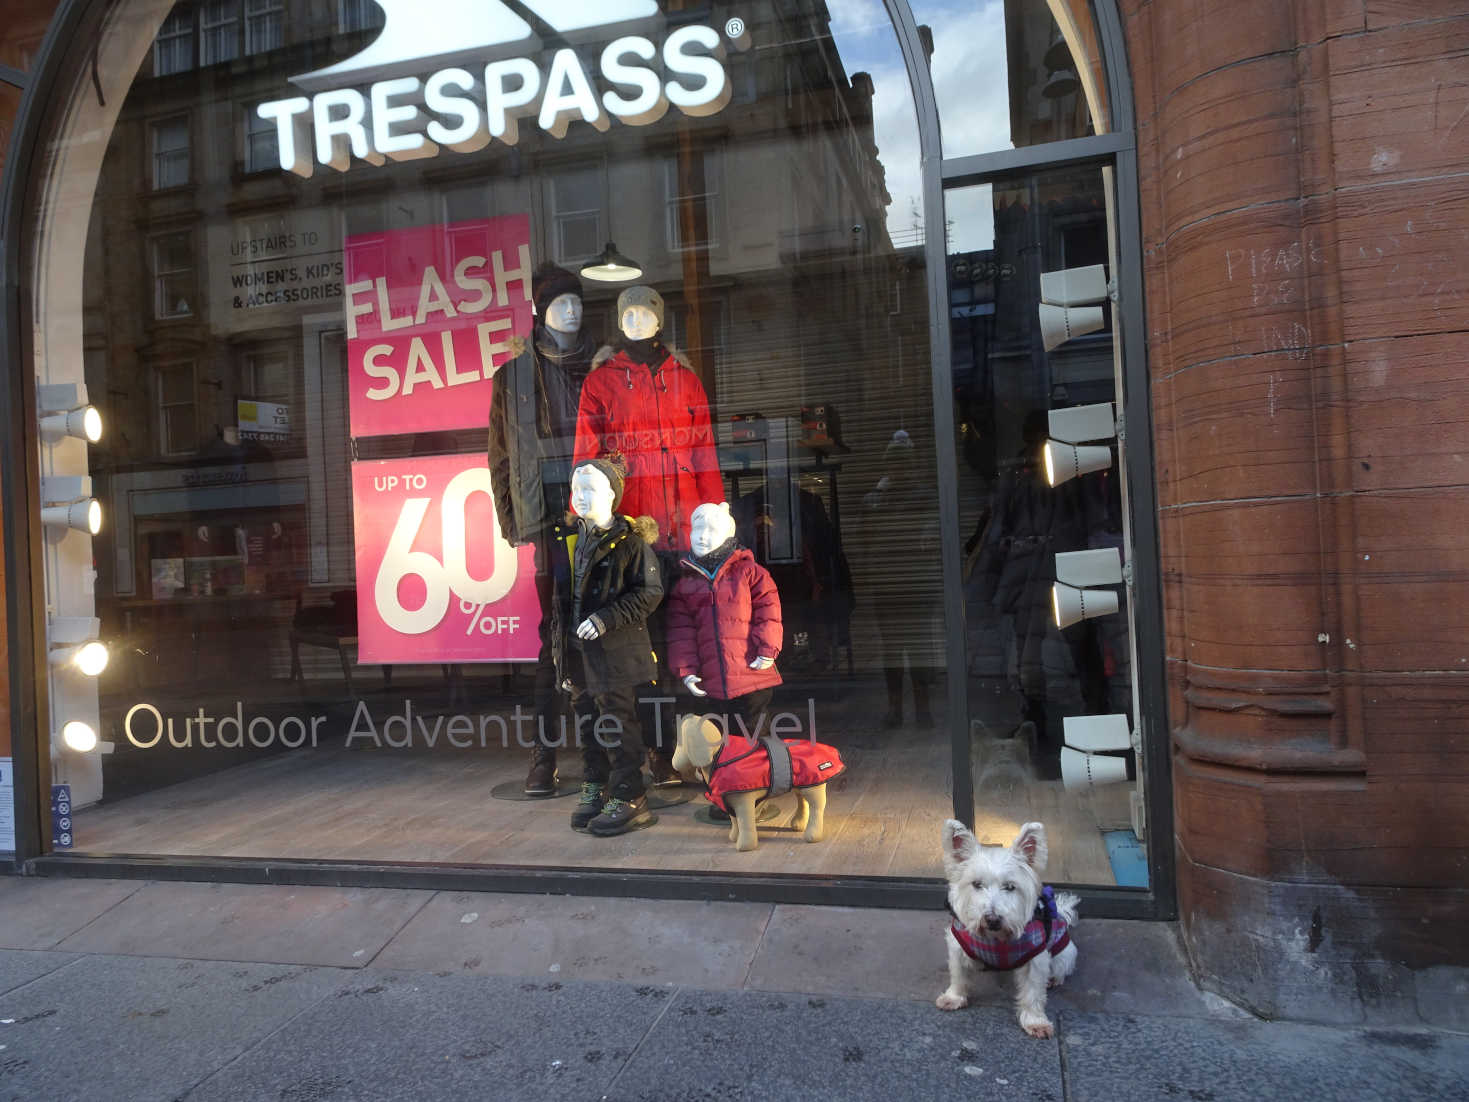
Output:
(42, 498), (102, 535)
(60, 720), (98, 753)
(1044, 441), (1112, 487)
(1052, 581), (1119, 629)
(1062, 713), (1133, 753)
(1052, 547), (1123, 629)
(580, 241), (643, 282)
(40, 405), (103, 444)
(1061, 746), (1130, 791)
(1039, 303), (1105, 352)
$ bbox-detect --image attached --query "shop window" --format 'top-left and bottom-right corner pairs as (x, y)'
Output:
(547, 167), (603, 263)
(664, 152), (721, 253)
(157, 362), (198, 456)
(151, 115), (190, 189)
(153, 9), (194, 76)
(243, 103), (278, 174)
(244, 0), (284, 54)
(151, 231), (194, 318)
(199, 0), (241, 66)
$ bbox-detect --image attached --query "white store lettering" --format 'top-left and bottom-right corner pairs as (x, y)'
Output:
(256, 2), (747, 176)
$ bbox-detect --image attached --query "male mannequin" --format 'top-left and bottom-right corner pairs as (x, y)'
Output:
(552, 458), (663, 836)
(666, 501), (782, 732)
(488, 263), (598, 795)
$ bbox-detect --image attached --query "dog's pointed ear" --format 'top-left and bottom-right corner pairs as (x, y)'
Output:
(943, 819), (978, 868)
(1012, 822), (1048, 873)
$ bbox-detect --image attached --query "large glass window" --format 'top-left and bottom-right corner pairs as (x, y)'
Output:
(27, 0), (1140, 891)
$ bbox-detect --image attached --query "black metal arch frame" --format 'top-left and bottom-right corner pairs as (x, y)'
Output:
(2, 0), (1173, 919)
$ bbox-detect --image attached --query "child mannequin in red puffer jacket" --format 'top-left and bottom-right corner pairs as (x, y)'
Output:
(666, 502), (783, 736)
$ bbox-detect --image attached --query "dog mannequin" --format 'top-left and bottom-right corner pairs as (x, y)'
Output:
(674, 714), (842, 851)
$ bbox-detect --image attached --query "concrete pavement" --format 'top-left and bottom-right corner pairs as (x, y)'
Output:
(0, 874), (1464, 1100)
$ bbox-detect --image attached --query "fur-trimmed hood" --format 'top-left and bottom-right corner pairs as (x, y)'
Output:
(591, 339), (693, 371)
(563, 512), (660, 546)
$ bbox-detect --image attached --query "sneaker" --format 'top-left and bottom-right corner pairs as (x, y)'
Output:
(524, 755), (558, 797)
(647, 752), (682, 787)
(570, 782), (606, 832)
(588, 795), (654, 836)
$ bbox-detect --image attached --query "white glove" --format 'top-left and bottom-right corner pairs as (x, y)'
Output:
(576, 615), (604, 640)
(749, 656), (774, 670)
(683, 674), (707, 697)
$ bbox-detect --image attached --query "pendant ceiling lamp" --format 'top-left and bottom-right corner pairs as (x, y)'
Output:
(580, 241), (643, 283)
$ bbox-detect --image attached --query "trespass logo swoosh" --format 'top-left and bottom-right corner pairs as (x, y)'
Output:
(293, 0), (662, 88)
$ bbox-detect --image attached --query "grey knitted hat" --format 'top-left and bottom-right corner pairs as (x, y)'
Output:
(617, 285), (665, 332)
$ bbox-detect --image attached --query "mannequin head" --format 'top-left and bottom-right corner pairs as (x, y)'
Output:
(570, 458), (625, 528)
(621, 305), (659, 340)
(690, 502), (736, 557)
(570, 465), (616, 528)
(617, 285), (665, 340)
(543, 292), (583, 334)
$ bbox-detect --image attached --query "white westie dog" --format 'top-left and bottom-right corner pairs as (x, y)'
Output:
(936, 819), (1079, 1038)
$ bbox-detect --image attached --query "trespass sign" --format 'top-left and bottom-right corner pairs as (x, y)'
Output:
(256, 1), (752, 176)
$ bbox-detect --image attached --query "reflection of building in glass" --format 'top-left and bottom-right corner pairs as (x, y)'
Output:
(80, 0), (936, 796)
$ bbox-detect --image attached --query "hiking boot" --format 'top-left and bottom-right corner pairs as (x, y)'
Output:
(524, 754), (558, 797)
(570, 782), (607, 832)
(588, 794), (654, 836)
(647, 751), (682, 787)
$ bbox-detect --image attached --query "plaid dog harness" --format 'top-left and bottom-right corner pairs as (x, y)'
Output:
(948, 885), (1071, 971)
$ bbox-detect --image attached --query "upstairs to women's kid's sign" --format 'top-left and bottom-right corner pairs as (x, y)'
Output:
(344, 214), (532, 437)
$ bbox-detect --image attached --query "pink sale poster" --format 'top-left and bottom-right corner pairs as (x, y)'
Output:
(344, 215), (533, 438)
(351, 453), (540, 664)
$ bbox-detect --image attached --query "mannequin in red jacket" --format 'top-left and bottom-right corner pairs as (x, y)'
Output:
(666, 501), (782, 738)
(572, 285), (724, 552)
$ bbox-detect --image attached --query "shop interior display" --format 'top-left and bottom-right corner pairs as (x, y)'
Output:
(673, 714), (845, 852)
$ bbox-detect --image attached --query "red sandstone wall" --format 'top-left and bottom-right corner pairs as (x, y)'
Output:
(1124, 0), (1469, 1011)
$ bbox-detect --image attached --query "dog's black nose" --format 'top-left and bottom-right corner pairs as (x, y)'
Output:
(984, 915), (1003, 931)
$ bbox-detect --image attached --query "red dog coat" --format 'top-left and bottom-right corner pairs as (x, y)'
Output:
(703, 732), (845, 813)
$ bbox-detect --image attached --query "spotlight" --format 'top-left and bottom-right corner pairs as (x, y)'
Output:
(60, 720), (98, 753)
(1052, 547), (1123, 629)
(1060, 714), (1137, 793)
(1043, 401), (1116, 487)
(50, 641), (109, 676)
(41, 476), (101, 535)
(1038, 264), (1111, 351)
(49, 616), (109, 676)
(579, 241), (643, 283)
(38, 383), (103, 444)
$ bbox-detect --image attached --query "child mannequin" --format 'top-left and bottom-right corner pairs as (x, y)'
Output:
(666, 501), (783, 735)
(552, 458), (663, 836)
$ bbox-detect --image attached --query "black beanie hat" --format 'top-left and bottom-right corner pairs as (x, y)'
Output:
(533, 263), (582, 319)
(573, 455), (627, 511)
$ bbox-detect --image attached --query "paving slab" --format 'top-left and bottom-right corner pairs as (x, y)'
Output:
(606, 986), (1064, 1101)
(0, 877), (144, 949)
(54, 882), (432, 968)
(1044, 918), (1250, 1021)
(0, 954), (342, 1101)
(184, 970), (671, 1101)
(1061, 1010), (1469, 1102)
(743, 904), (954, 1001)
(373, 891), (772, 987)
(0, 950), (80, 996)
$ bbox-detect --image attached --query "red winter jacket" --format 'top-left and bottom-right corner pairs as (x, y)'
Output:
(667, 548), (783, 700)
(572, 342), (724, 551)
(704, 732), (846, 813)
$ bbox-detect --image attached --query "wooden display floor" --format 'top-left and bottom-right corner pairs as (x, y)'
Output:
(73, 725), (1127, 885)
